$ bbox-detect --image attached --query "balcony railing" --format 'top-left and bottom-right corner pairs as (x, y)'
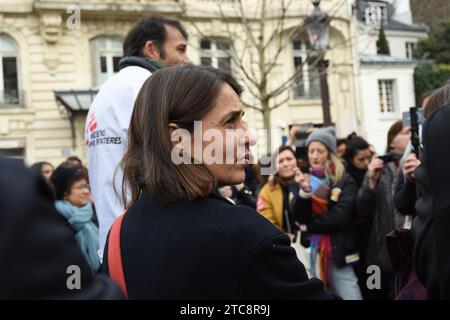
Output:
(0, 90), (24, 108)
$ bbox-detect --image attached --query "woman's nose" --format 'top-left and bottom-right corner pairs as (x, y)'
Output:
(238, 128), (256, 147)
(247, 129), (257, 147)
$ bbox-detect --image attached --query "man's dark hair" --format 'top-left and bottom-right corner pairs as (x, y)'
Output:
(123, 15), (188, 58)
(64, 156), (82, 167)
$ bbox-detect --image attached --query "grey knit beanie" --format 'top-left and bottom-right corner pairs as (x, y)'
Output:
(306, 127), (337, 154)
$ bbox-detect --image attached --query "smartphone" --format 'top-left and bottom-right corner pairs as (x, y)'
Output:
(409, 107), (424, 157)
(295, 146), (309, 174)
(378, 152), (400, 163)
(402, 111), (411, 127)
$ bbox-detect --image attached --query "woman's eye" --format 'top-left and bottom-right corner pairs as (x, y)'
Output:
(225, 117), (237, 127)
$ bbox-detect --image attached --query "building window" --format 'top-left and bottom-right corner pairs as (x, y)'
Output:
(91, 36), (122, 87)
(363, 2), (388, 29)
(378, 80), (396, 113)
(199, 39), (233, 74)
(405, 42), (416, 59)
(292, 39), (320, 99)
(0, 147), (25, 160)
(0, 34), (20, 107)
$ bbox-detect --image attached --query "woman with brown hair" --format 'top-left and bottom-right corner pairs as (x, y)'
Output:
(355, 120), (411, 299)
(102, 65), (334, 300)
(257, 146), (299, 237)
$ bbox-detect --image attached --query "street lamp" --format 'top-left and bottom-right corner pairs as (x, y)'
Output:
(305, 0), (332, 127)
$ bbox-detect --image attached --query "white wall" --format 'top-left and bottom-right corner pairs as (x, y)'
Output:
(357, 27), (378, 55)
(359, 64), (416, 154)
(386, 0), (413, 25)
(386, 30), (428, 59)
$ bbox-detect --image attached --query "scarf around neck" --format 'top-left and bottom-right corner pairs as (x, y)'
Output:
(346, 164), (367, 187)
(308, 164), (333, 289)
(55, 200), (100, 273)
(118, 56), (164, 73)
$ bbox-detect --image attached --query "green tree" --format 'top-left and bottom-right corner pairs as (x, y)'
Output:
(414, 64), (450, 105)
(376, 26), (390, 55)
(413, 21), (450, 105)
(414, 21), (450, 64)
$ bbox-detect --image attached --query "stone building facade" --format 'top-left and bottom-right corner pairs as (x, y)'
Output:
(0, 0), (360, 165)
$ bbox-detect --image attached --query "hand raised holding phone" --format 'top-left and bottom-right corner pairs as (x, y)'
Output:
(403, 153), (421, 182)
(368, 157), (384, 189)
(295, 168), (311, 192)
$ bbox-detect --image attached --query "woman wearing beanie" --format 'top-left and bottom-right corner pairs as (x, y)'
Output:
(50, 164), (100, 273)
(290, 127), (362, 300)
(355, 120), (410, 300)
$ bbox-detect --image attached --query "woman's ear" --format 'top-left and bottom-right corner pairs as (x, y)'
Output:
(169, 123), (180, 147)
(169, 123), (188, 150)
(169, 123), (193, 162)
(168, 123), (179, 134)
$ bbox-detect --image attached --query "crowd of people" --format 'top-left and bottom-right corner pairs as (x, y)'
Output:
(215, 82), (450, 300)
(2, 14), (450, 300)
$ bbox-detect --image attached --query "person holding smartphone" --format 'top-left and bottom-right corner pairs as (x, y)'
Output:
(289, 127), (362, 300)
(355, 120), (410, 299)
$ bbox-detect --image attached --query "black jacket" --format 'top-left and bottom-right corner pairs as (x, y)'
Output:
(232, 185), (257, 209)
(355, 162), (404, 274)
(0, 156), (122, 299)
(289, 173), (359, 267)
(394, 171), (417, 217)
(414, 104), (450, 299)
(102, 190), (336, 300)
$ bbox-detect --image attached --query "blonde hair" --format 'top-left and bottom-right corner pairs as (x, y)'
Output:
(324, 153), (345, 185)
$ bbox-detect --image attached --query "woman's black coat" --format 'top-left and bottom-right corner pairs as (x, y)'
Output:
(102, 190), (336, 300)
(289, 173), (359, 268)
(414, 104), (450, 299)
(394, 171), (417, 217)
(0, 156), (122, 299)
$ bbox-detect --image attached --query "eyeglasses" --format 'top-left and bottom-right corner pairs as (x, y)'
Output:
(71, 184), (90, 191)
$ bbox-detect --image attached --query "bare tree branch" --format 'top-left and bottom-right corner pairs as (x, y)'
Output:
(269, 95), (290, 111)
(216, 3), (261, 84)
(236, 0), (260, 53)
(242, 100), (262, 111)
(182, 0), (358, 142)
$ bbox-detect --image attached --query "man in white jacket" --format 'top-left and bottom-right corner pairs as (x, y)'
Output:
(85, 16), (190, 259)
